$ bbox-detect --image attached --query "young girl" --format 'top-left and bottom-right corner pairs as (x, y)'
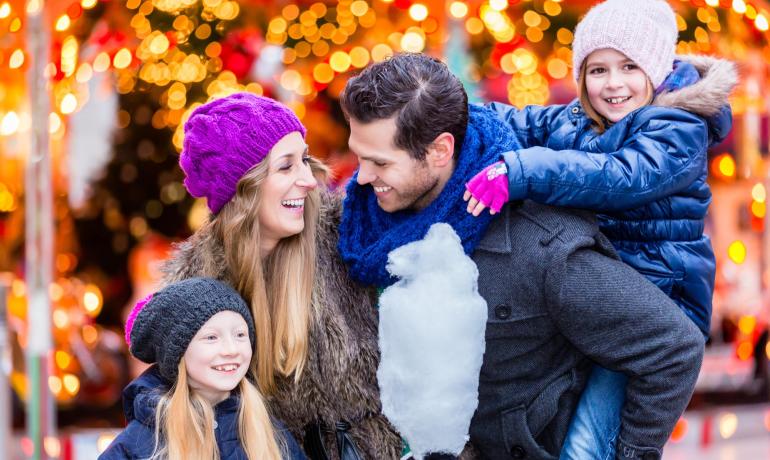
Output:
(99, 277), (305, 460)
(464, 0), (736, 458)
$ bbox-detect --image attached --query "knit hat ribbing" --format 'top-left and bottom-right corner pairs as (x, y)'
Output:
(572, 0), (678, 88)
(180, 92), (306, 214)
(125, 277), (256, 382)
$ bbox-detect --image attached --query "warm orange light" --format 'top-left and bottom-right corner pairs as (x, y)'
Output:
(55, 350), (72, 369)
(329, 51), (352, 73)
(60, 93), (78, 114)
(409, 3), (428, 21)
(736, 341), (753, 361)
(719, 413), (738, 439)
(751, 200), (766, 218)
(54, 14), (71, 31)
(449, 1), (468, 18)
(756, 14), (769, 31)
(83, 284), (103, 316)
(82, 324), (98, 345)
(48, 376), (63, 395)
(712, 154), (736, 178)
(350, 0), (369, 17)
(63, 374), (80, 395)
(9, 49), (24, 69)
(738, 315), (757, 335)
(312, 63), (334, 84)
(728, 240), (747, 264)
(669, 417), (688, 442)
(465, 17), (485, 35)
(547, 58), (568, 79)
(113, 48), (132, 69)
(489, 0), (508, 11)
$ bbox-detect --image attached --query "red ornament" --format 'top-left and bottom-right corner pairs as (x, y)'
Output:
(219, 29), (263, 80)
(394, 0), (412, 10)
(67, 3), (83, 20)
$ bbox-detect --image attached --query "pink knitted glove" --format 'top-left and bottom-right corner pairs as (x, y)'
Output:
(464, 161), (509, 215)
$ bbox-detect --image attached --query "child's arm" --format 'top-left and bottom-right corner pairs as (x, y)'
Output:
(485, 101), (566, 149)
(467, 108), (709, 215)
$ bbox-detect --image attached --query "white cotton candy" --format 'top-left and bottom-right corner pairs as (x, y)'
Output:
(377, 223), (488, 460)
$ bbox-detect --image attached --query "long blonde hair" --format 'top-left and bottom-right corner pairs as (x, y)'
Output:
(211, 156), (328, 394)
(151, 361), (284, 460)
(577, 59), (654, 134)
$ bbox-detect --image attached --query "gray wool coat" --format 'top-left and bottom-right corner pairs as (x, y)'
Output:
(161, 190), (402, 460)
(466, 200), (705, 460)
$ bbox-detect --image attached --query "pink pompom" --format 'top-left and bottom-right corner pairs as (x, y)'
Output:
(125, 293), (154, 347)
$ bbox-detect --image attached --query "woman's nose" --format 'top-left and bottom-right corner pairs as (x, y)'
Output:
(297, 165), (318, 190)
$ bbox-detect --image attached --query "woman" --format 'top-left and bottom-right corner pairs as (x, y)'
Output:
(162, 92), (402, 459)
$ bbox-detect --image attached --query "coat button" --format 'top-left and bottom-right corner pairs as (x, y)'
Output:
(571, 106), (580, 114)
(510, 445), (526, 459)
(642, 453), (659, 460)
(494, 304), (511, 320)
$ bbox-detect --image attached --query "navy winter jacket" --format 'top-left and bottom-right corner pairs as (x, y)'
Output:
(99, 365), (306, 460)
(489, 55), (736, 336)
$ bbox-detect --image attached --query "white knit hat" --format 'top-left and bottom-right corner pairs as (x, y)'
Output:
(572, 0), (678, 88)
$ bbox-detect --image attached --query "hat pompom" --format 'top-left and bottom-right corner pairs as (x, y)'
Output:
(125, 293), (154, 347)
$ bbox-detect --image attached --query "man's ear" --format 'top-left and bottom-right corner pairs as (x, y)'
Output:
(427, 132), (455, 168)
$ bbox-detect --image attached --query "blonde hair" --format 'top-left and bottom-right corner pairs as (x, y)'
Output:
(151, 361), (284, 460)
(211, 155), (328, 394)
(577, 59), (654, 134)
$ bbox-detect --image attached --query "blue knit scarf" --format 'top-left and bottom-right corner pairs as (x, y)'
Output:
(338, 104), (522, 287)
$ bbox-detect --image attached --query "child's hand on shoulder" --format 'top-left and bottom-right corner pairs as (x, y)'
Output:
(464, 160), (509, 216)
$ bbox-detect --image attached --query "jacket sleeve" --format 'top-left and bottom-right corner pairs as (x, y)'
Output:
(97, 431), (138, 460)
(275, 420), (309, 460)
(545, 248), (704, 460)
(485, 101), (568, 149)
(501, 108), (709, 212)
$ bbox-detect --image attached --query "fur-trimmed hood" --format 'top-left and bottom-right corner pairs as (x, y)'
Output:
(161, 190), (403, 459)
(653, 54), (738, 117)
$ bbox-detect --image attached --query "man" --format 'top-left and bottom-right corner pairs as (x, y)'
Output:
(336, 53), (704, 460)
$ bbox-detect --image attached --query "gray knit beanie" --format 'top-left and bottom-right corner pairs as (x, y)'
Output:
(572, 0), (678, 88)
(125, 277), (256, 381)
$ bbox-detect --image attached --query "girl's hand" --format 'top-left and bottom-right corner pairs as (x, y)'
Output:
(464, 161), (509, 216)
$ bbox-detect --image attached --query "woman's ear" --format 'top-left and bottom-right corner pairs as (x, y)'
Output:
(427, 132), (455, 168)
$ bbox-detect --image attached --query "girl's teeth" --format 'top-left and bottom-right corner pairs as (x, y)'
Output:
(214, 364), (238, 371)
(606, 96), (630, 104)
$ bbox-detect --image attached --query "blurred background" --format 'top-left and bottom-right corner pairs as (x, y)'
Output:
(0, 0), (769, 458)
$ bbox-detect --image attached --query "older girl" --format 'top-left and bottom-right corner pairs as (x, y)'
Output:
(464, 0), (736, 458)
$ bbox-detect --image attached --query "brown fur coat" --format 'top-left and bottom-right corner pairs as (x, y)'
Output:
(161, 190), (403, 459)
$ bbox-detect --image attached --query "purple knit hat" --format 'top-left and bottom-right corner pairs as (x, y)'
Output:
(180, 92), (306, 214)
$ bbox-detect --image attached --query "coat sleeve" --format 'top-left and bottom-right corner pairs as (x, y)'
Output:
(485, 101), (568, 149)
(545, 248), (704, 459)
(501, 108), (709, 212)
(97, 428), (143, 460)
(275, 420), (308, 460)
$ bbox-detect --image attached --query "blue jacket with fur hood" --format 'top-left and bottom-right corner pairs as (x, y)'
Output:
(489, 55), (737, 336)
(98, 365), (306, 460)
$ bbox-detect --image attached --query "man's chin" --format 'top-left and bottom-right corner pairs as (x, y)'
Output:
(376, 198), (402, 213)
